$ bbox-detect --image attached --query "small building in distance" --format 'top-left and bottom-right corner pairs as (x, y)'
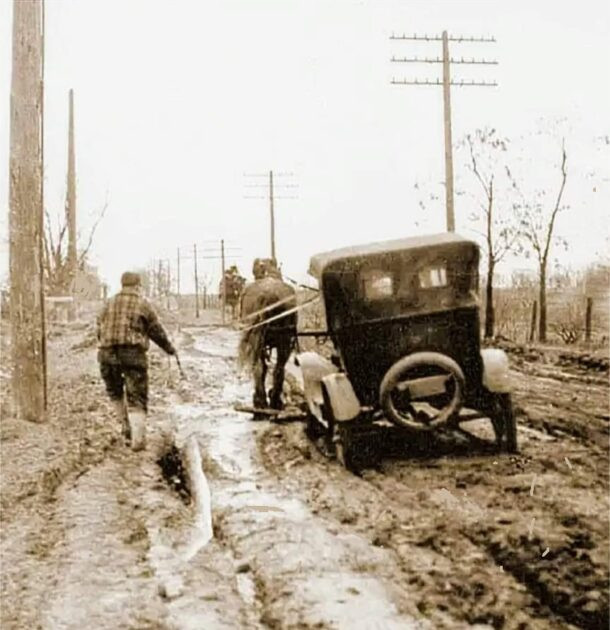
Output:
(73, 263), (105, 301)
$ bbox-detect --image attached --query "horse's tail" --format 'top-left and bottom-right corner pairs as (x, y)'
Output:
(238, 289), (270, 372)
(238, 325), (264, 374)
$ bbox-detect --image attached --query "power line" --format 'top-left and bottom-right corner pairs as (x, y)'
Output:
(390, 78), (497, 87)
(391, 56), (498, 65)
(390, 33), (496, 43)
(243, 171), (295, 177)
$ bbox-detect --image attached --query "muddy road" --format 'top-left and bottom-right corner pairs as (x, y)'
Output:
(1, 320), (608, 629)
(174, 325), (608, 629)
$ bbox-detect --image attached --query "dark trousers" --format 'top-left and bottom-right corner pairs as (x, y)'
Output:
(98, 346), (149, 411)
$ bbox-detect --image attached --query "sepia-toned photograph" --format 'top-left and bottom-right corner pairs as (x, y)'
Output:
(0, 1), (608, 628)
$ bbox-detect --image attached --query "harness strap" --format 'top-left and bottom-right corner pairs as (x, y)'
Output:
(239, 296), (321, 333)
(240, 293), (297, 322)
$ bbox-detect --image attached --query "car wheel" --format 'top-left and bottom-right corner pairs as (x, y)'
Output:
(335, 424), (367, 474)
(380, 352), (465, 431)
(305, 412), (326, 440)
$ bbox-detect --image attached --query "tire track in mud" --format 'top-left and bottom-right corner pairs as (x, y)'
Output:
(259, 427), (557, 629)
(510, 365), (609, 448)
(172, 327), (432, 629)
(175, 327), (608, 628)
(258, 411), (609, 629)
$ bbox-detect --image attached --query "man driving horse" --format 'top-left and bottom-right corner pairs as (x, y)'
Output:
(239, 258), (297, 414)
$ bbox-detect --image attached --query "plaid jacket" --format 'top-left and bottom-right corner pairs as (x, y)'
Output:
(96, 288), (174, 355)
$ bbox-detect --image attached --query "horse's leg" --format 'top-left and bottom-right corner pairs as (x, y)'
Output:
(269, 340), (291, 410)
(253, 350), (268, 410)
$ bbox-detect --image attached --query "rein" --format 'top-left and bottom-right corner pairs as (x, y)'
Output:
(239, 293), (297, 322)
(239, 295), (321, 333)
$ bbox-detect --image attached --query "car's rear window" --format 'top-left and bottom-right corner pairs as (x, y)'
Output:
(361, 269), (393, 300)
(360, 263), (453, 303)
(418, 265), (448, 288)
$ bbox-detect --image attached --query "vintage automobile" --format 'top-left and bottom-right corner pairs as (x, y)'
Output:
(296, 232), (516, 470)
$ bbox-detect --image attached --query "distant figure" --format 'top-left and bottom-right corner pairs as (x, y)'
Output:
(96, 271), (176, 450)
(219, 265), (247, 320)
(239, 258), (297, 414)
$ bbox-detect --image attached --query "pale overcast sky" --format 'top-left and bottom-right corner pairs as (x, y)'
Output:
(1, 0), (608, 292)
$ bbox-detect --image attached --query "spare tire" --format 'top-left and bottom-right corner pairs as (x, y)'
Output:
(379, 351), (465, 431)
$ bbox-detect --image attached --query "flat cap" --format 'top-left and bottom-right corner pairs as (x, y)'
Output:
(121, 271), (142, 287)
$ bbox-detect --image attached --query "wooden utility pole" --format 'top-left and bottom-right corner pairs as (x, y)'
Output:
(193, 243), (199, 318)
(269, 171), (276, 263)
(441, 32), (455, 232)
(39, 0), (48, 407)
(169, 241), (242, 315)
(164, 259), (171, 309)
(176, 247), (181, 295)
(391, 32), (497, 232)
(66, 89), (77, 275)
(9, 0), (46, 421)
(244, 172), (297, 266)
(221, 239), (226, 324)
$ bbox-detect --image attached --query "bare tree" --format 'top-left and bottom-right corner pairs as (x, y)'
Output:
(511, 140), (568, 342)
(460, 128), (521, 338)
(42, 199), (107, 295)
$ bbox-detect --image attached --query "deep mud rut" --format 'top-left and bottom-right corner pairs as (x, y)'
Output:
(173, 327), (427, 628)
(172, 326), (609, 629)
(258, 354), (610, 629)
(2, 322), (608, 629)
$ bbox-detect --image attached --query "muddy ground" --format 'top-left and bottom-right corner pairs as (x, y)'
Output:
(1, 311), (608, 629)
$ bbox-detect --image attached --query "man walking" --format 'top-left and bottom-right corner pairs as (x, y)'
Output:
(97, 271), (176, 450)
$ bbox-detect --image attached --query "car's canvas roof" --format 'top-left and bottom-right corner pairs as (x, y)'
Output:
(308, 232), (476, 279)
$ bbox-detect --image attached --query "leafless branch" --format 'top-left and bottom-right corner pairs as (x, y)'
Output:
(78, 198), (108, 266)
(466, 133), (493, 208)
(541, 140), (568, 266)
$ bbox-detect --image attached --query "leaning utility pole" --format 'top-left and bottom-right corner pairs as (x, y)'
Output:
(244, 171), (298, 265)
(9, 0), (46, 421)
(391, 31), (497, 232)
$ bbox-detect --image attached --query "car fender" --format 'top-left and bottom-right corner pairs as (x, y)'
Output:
(321, 373), (361, 422)
(480, 348), (512, 393)
(294, 352), (338, 420)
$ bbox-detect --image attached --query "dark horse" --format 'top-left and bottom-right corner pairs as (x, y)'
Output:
(239, 276), (297, 411)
